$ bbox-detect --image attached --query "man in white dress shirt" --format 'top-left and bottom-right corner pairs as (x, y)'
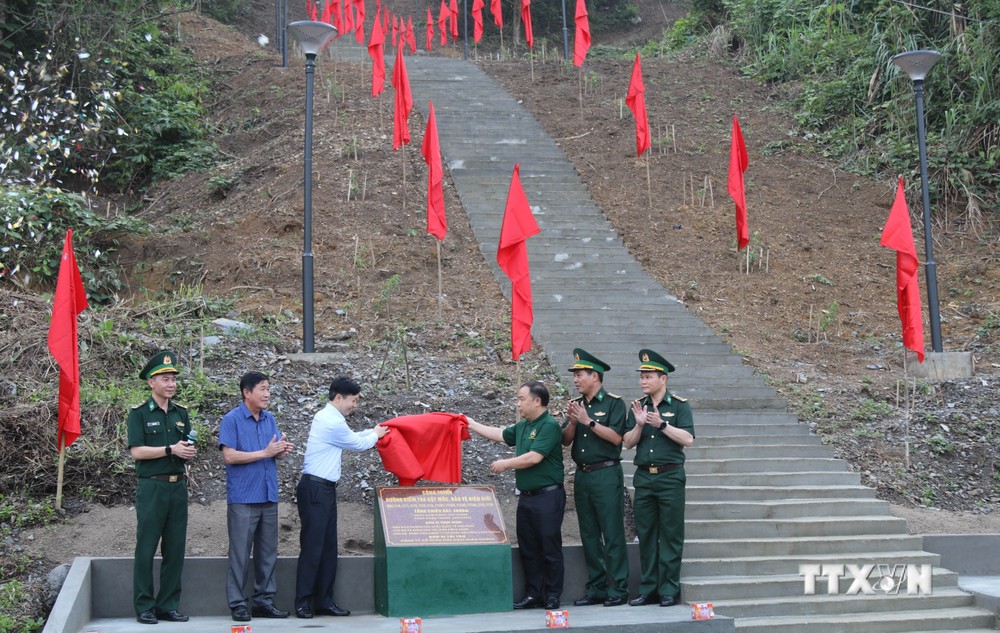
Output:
(293, 376), (388, 619)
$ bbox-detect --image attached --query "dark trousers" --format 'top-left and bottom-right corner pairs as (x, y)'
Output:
(133, 478), (188, 615)
(516, 486), (566, 600)
(633, 468), (686, 598)
(294, 476), (340, 610)
(226, 502), (279, 609)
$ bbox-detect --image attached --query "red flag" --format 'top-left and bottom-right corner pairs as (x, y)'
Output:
(344, 0), (354, 34)
(728, 115), (749, 251)
(383, 6), (390, 38)
(426, 7), (434, 50)
(521, 0), (533, 48)
(321, 0), (333, 24)
(407, 16), (416, 53)
(354, 0), (366, 43)
(368, 16), (386, 97)
(472, 0), (484, 42)
(307, 0), (319, 21)
(438, 0), (449, 46)
(48, 229), (89, 449)
(880, 176), (925, 362)
(450, 0), (459, 39)
(422, 101), (446, 240)
(497, 164), (540, 359)
(490, 0), (503, 28)
(573, 0), (591, 67)
(392, 14), (399, 47)
(392, 46), (413, 151)
(625, 52), (650, 157)
(332, 0), (343, 34)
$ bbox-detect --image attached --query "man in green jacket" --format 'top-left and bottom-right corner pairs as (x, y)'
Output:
(127, 351), (197, 624)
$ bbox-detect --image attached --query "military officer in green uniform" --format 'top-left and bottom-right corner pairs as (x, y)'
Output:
(467, 381), (566, 610)
(561, 349), (630, 607)
(127, 351), (197, 625)
(623, 349), (694, 608)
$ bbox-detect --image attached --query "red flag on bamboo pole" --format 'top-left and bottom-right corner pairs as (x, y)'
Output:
(497, 164), (540, 359)
(354, 0), (366, 43)
(369, 16), (386, 97)
(48, 229), (89, 450)
(472, 0), (484, 42)
(880, 176), (925, 362)
(344, 0), (354, 34)
(321, 0), (333, 24)
(490, 0), (503, 27)
(307, 0), (319, 21)
(427, 8), (434, 50)
(392, 14), (399, 47)
(407, 16), (416, 53)
(392, 45), (413, 150)
(625, 52), (650, 157)
(728, 115), (749, 251)
(422, 101), (446, 240)
(573, 0), (590, 66)
(331, 0), (343, 34)
(521, 0), (533, 48)
(450, 0), (459, 39)
(383, 6), (390, 39)
(438, 0), (449, 46)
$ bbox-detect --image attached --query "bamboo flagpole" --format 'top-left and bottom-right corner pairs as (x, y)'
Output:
(56, 434), (67, 510)
(645, 149), (652, 208)
(436, 239), (444, 320)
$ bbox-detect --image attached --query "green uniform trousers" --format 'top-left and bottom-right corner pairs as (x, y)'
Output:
(633, 468), (685, 598)
(134, 478), (188, 614)
(575, 466), (630, 598)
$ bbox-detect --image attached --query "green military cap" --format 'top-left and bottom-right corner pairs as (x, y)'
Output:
(569, 348), (611, 376)
(139, 350), (180, 380)
(637, 348), (675, 374)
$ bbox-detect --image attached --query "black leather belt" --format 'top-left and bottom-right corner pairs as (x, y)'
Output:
(578, 459), (620, 473)
(303, 474), (337, 488)
(145, 474), (186, 483)
(635, 463), (682, 474)
(520, 483), (563, 496)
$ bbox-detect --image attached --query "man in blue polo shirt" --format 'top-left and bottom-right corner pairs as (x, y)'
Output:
(219, 371), (295, 622)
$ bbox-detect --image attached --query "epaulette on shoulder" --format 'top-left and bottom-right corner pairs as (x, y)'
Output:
(606, 392), (622, 399)
(174, 403), (188, 409)
(571, 395), (584, 403)
(131, 402), (145, 410)
(673, 395), (688, 403)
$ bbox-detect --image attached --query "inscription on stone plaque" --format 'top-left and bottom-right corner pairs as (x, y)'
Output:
(377, 486), (509, 546)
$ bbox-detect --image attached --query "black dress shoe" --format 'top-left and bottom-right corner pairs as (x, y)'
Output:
(628, 593), (659, 606)
(231, 605), (251, 622)
(155, 610), (189, 622)
(513, 596), (543, 609)
(315, 604), (351, 616)
(660, 594), (680, 607)
(603, 596), (627, 607)
(252, 603), (289, 618)
(296, 607), (313, 619)
(136, 609), (158, 624)
(573, 595), (603, 606)
(544, 596), (560, 610)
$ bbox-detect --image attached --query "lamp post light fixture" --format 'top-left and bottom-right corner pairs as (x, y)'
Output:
(891, 49), (943, 353)
(287, 20), (337, 353)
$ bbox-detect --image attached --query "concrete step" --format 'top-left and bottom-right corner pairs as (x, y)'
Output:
(732, 607), (995, 633)
(680, 550), (940, 577)
(679, 471), (862, 487)
(694, 434), (824, 447)
(686, 444), (830, 459)
(684, 516), (909, 539)
(697, 423), (812, 436)
(686, 485), (877, 502)
(685, 458), (850, 475)
(711, 588), (974, 619)
(682, 568), (960, 601)
(696, 412), (801, 424)
(681, 567), (958, 614)
(685, 499), (892, 520)
(685, 534), (924, 559)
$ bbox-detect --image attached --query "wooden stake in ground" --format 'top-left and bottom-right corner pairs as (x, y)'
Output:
(436, 239), (444, 321)
(578, 66), (584, 116)
(401, 141), (407, 210)
(55, 434), (66, 510)
(645, 150), (652, 208)
(530, 49), (535, 82)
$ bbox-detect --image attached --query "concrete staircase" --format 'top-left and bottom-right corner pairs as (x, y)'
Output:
(327, 42), (997, 631)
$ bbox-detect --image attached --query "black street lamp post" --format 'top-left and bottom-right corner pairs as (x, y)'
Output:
(287, 21), (337, 353)
(891, 49), (943, 353)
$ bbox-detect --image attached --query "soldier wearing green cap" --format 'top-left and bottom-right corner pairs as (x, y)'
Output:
(561, 349), (630, 607)
(126, 351), (197, 625)
(622, 349), (694, 608)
